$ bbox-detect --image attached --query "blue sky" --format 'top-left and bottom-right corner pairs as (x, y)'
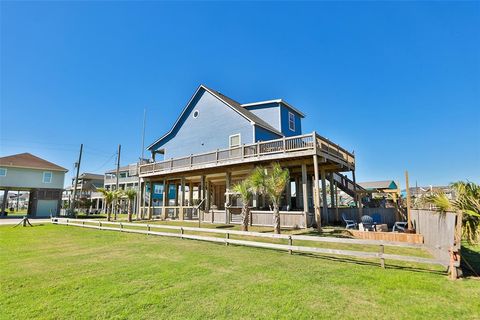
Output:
(1, 1), (479, 187)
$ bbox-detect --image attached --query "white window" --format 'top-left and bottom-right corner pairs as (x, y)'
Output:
(0, 168), (6, 176)
(229, 134), (241, 148)
(43, 171), (52, 183)
(288, 112), (295, 131)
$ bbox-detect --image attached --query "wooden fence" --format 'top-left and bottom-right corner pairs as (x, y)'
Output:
(411, 209), (457, 265)
(330, 207), (398, 226)
(201, 209), (306, 228)
(51, 218), (446, 268)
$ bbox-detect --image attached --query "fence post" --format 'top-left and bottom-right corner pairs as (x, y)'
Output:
(225, 232), (229, 246)
(180, 227), (184, 239)
(99, 221), (102, 230)
(120, 223), (123, 232)
(380, 245), (385, 268)
(147, 224), (150, 235)
(288, 236), (293, 255)
(82, 221), (85, 227)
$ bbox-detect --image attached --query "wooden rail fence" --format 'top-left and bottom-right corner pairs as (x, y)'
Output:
(51, 218), (446, 268)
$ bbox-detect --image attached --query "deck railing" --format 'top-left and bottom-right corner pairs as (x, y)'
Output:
(139, 132), (354, 175)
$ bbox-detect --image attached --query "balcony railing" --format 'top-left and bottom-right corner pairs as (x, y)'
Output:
(139, 132), (354, 176)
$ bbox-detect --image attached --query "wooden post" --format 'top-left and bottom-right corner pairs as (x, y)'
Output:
(405, 170), (412, 230)
(301, 164), (308, 228)
(335, 184), (339, 222)
(188, 182), (193, 206)
(225, 172), (231, 224)
(313, 156), (322, 230)
(180, 178), (185, 221)
(206, 180), (211, 211)
(352, 169), (361, 220)
(225, 232), (229, 246)
(148, 181), (153, 220)
(286, 179), (291, 210)
(162, 180), (167, 220)
(0, 188), (9, 216)
(320, 168), (328, 226)
(288, 236), (293, 255)
(380, 245), (385, 268)
(329, 174), (335, 209)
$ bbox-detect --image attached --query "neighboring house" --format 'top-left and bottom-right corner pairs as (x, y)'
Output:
(104, 163), (140, 214)
(63, 173), (104, 213)
(138, 84), (358, 227)
(0, 153), (67, 217)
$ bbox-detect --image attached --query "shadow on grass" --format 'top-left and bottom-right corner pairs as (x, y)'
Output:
(294, 252), (446, 276)
(461, 245), (480, 278)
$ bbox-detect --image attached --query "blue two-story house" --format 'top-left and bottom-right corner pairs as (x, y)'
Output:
(139, 85), (357, 228)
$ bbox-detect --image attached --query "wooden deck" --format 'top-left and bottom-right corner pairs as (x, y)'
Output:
(139, 132), (354, 177)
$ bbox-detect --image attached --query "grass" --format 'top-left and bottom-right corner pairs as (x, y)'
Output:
(1, 224), (479, 319)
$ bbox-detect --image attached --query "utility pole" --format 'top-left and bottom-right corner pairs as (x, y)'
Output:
(114, 144), (121, 220)
(405, 170), (412, 230)
(136, 108), (146, 220)
(70, 144), (83, 216)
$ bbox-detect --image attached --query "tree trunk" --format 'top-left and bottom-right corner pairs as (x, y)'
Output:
(241, 204), (250, 231)
(273, 204), (281, 234)
(127, 199), (133, 222)
(107, 203), (112, 221)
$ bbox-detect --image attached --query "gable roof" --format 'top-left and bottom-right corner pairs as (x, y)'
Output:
(147, 85), (283, 150)
(358, 180), (398, 190)
(241, 99), (306, 118)
(0, 153), (68, 172)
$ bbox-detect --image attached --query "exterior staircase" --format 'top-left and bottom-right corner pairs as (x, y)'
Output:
(331, 172), (366, 198)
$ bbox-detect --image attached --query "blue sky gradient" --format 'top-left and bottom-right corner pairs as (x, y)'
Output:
(1, 1), (479, 187)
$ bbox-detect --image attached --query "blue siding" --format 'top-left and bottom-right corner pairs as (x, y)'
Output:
(254, 125), (281, 142)
(244, 103), (281, 131)
(151, 89), (254, 159)
(280, 105), (302, 136)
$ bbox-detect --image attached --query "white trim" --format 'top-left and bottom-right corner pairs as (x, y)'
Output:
(42, 171), (53, 183)
(241, 99), (305, 117)
(0, 167), (7, 177)
(229, 133), (241, 148)
(288, 112), (295, 132)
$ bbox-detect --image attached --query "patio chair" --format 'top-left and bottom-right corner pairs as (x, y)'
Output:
(371, 213), (382, 224)
(342, 212), (357, 229)
(360, 215), (375, 231)
(393, 221), (408, 232)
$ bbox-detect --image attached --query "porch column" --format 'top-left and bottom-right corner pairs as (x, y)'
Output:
(206, 180), (211, 211)
(1, 189), (9, 216)
(301, 164), (308, 228)
(352, 169), (362, 219)
(329, 174), (335, 208)
(320, 168), (328, 226)
(162, 179), (167, 219)
(295, 176), (301, 209)
(189, 182), (193, 206)
(286, 179), (291, 211)
(335, 184), (339, 222)
(225, 172), (231, 224)
(142, 181), (148, 219)
(180, 178), (185, 221)
(148, 181), (153, 220)
(313, 156), (322, 230)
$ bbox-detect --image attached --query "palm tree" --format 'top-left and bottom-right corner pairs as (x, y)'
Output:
(97, 188), (115, 221)
(232, 179), (253, 231)
(424, 181), (480, 244)
(250, 163), (290, 234)
(124, 188), (137, 222)
(112, 189), (123, 220)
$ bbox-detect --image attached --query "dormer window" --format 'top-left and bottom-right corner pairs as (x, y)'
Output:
(288, 112), (295, 131)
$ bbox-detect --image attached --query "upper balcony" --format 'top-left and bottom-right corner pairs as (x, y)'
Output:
(139, 132), (355, 177)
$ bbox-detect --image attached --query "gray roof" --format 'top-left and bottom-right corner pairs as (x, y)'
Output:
(78, 173), (104, 180)
(358, 180), (398, 190)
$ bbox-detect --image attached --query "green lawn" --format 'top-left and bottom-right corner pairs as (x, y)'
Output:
(1, 224), (479, 319)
